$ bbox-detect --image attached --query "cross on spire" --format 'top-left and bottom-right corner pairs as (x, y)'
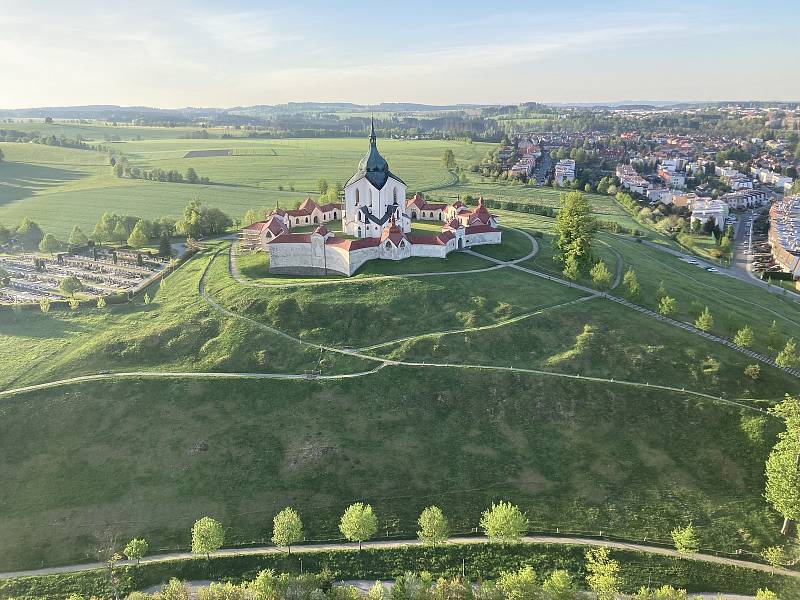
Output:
(369, 116), (376, 144)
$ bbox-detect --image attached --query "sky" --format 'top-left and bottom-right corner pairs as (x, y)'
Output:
(0, 0), (798, 109)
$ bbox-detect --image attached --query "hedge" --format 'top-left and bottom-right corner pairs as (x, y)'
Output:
(1, 543), (797, 600)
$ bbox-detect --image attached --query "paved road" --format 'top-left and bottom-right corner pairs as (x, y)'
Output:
(1, 535), (795, 581)
(637, 234), (800, 304)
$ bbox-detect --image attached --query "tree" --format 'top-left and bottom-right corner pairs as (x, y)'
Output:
(541, 569), (578, 600)
(497, 566), (538, 600)
(658, 295), (677, 316)
(186, 167), (200, 184)
(39, 298), (50, 314)
(562, 255), (579, 280)
(734, 325), (755, 348)
(159, 236), (172, 258)
(0, 222), (10, 245)
(766, 320), (782, 355)
(97, 296), (106, 309)
(589, 260), (612, 290)
(417, 505), (449, 546)
(622, 267), (640, 299)
(761, 545), (787, 568)
(765, 396), (800, 535)
(744, 364), (761, 380)
(585, 547), (620, 600)
(68, 226), (89, 246)
(92, 212), (116, 244)
(670, 523), (699, 555)
(480, 501), (528, 542)
(160, 579), (190, 600)
(191, 516), (224, 558)
(59, 276), (83, 297)
(16, 217), (44, 250)
(554, 192), (596, 273)
(0, 267), (9, 287)
(242, 208), (262, 227)
(39, 233), (60, 253)
(112, 221), (129, 244)
(271, 507), (303, 554)
(339, 503), (377, 550)
(776, 338), (799, 369)
(177, 198), (203, 238)
(695, 306), (714, 332)
(441, 149), (456, 171)
(123, 538), (148, 565)
(317, 178), (329, 194)
(127, 220), (149, 249)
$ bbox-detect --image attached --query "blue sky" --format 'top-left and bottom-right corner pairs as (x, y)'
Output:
(0, 0), (797, 108)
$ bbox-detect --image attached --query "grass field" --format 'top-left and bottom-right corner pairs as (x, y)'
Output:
(0, 370), (785, 571)
(1, 127), (799, 577)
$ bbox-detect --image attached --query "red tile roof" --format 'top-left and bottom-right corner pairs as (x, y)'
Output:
(266, 233), (312, 244)
(380, 223), (407, 246)
(326, 237), (381, 250)
(409, 232), (453, 246)
(464, 224), (499, 234)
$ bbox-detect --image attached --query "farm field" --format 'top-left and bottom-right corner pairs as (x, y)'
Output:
(3, 127), (636, 242)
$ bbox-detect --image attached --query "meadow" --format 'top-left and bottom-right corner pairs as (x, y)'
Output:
(0, 125), (798, 579)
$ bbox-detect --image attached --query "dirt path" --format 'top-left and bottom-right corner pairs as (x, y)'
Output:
(0, 535), (794, 581)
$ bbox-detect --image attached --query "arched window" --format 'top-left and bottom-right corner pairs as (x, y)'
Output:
(333, 212), (337, 219)
(305, 217), (309, 224)
(399, 241), (405, 249)
(385, 241), (392, 249)
(393, 188), (398, 204)
(355, 189), (360, 205)
(295, 218), (300, 225)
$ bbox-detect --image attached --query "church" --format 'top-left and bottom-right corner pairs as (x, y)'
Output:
(240, 121), (502, 277)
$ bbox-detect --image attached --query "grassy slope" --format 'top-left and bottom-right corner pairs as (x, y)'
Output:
(0, 370), (782, 570)
(0, 247), (368, 389)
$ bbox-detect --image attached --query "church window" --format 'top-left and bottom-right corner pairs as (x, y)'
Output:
(333, 211), (337, 219)
(399, 241), (405, 249)
(393, 188), (398, 204)
(355, 189), (360, 205)
(385, 241), (392, 249)
(358, 227), (362, 237)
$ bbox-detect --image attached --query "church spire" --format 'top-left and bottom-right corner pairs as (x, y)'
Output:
(369, 116), (376, 145)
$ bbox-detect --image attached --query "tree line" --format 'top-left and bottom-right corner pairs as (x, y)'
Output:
(0, 129), (110, 152)
(0, 199), (232, 256)
(110, 155), (211, 184)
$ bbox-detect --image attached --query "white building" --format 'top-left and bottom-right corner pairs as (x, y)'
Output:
(342, 121), (410, 238)
(690, 199), (729, 228)
(554, 159), (576, 185)
(248, 124), (502, 276)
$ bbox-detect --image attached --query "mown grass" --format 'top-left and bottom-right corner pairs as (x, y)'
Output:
(0, 369), (785, 571)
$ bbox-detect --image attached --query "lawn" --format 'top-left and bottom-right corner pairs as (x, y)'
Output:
(0, 369), (785, 571)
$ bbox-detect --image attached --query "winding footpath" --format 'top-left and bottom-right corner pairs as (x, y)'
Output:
(0, 535), (795, 581)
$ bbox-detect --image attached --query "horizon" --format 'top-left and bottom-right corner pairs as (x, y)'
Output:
(1, 0), (798, 109)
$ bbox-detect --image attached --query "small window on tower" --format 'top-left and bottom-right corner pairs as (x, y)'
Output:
(393, 188), (398, 204)
(385, 241), (391, 249)
(355, 189), (360, 205)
